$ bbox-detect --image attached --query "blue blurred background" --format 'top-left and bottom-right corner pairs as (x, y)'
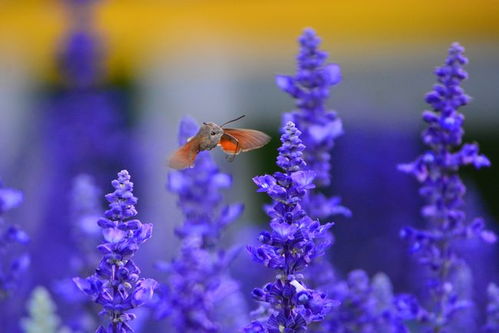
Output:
(0, 0), (498, 332)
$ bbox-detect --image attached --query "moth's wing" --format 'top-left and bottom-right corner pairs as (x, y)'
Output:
(168, 138), (199, 169)
(219, 128), (271, 155)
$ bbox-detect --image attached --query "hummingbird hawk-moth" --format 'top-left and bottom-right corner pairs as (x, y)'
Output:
(168, 115), (271, 169)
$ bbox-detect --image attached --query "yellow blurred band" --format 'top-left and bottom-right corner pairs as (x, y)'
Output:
(1, 0), (498, 80)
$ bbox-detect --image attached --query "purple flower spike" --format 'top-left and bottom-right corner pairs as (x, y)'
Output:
(245, 122), (334, 332)
(0, 181), (30, 299)
(154, 116), (247, 332)
(398, 43), (496, 332)
(73, 170), (157, 332)
(278, 28), (343, 186)
(52, 174), (103, 331)
(277, 28), (349, 221)
(277, 28), (356, 332)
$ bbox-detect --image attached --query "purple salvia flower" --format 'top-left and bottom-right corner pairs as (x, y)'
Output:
(53, 174), (102, 331)
(73, 170), (157, 333)
(0, 181), (30, 299)
(33, 0), (127, 302)
(278, 28), (387, 332)
(398, 43), (496, 332)
(276, 28), (350, 219)
(245, 121), (334, 332)
(484, 283), (499, 332)
(154, 116), (246, 332)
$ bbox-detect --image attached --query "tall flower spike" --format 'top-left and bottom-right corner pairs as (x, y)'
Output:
(73, 170), (157, 333)
(53, 174), (102, 332)
(33, 0), (128, 320)
(276, 28), (350, 219)
(278, 28), (370, 332)
(0, 181), (30, 299)
(246, 121), (334, 332)
(398, 43), (496, 332)
(154, 116), (247, 332)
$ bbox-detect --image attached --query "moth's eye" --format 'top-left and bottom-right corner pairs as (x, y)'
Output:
(210, 131), (216, 136)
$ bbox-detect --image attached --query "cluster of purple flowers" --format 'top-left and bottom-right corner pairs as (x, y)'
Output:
(246, 121), (334, 332)
(35, 0), (128, 308)
(398, 43), (497, 331)
(154, 116), (246, 332)
(276, 28), (350, 219)
(74, 170), (157, 333)
(0, 182), (29, 299)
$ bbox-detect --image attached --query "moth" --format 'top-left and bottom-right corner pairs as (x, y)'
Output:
(168, 115), (271, 169)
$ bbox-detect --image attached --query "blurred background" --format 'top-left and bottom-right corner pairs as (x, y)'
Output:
(0, 0), (498, 332)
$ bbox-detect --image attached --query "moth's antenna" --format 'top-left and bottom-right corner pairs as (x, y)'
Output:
(221, 115), (246, 128)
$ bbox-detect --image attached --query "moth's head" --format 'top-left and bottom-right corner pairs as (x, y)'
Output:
(199, 122), (224, 149)
(201, 122), (223, 136)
